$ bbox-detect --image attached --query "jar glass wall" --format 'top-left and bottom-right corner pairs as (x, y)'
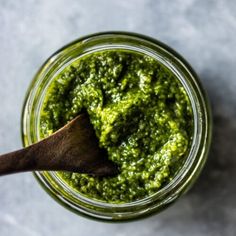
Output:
(21, 32), (212, 221)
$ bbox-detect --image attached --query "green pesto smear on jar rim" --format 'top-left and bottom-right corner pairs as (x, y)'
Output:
(40, 49), (193, 203)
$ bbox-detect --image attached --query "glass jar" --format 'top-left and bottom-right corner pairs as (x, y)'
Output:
(21, 32), (212, 221)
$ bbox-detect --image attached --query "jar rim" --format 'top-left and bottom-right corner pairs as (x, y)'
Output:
(21, 31), (212, 220)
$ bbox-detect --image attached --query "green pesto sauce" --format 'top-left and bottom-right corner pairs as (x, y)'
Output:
(40, 50), (193, 203)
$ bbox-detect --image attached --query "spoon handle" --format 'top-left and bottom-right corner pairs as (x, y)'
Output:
(0, 137), (65, 176)
(0, 148), (27, 175)
(0, 143), (47, 176)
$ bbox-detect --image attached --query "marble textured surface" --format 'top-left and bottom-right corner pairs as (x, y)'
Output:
(0, 0), (236, 235)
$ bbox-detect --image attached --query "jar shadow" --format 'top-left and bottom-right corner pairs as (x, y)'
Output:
(143, 74), (236, 229)
(178, 74), (236, 224)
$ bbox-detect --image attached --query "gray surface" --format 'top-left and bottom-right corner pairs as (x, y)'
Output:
(0, 0), (235, 235)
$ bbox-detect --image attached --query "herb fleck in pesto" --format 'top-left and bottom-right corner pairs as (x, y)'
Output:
(40, 50), (193, 203)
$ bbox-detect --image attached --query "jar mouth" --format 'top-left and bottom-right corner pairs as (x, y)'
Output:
(22, 32), (211, 219)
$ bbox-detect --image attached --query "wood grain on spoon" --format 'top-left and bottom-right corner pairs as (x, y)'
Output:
(0, 114), (118, 177)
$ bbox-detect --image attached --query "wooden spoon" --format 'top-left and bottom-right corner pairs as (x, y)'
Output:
(0, 114), (118, 177)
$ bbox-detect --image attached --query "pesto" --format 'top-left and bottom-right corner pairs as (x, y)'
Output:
(40, 50), (193, 203)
